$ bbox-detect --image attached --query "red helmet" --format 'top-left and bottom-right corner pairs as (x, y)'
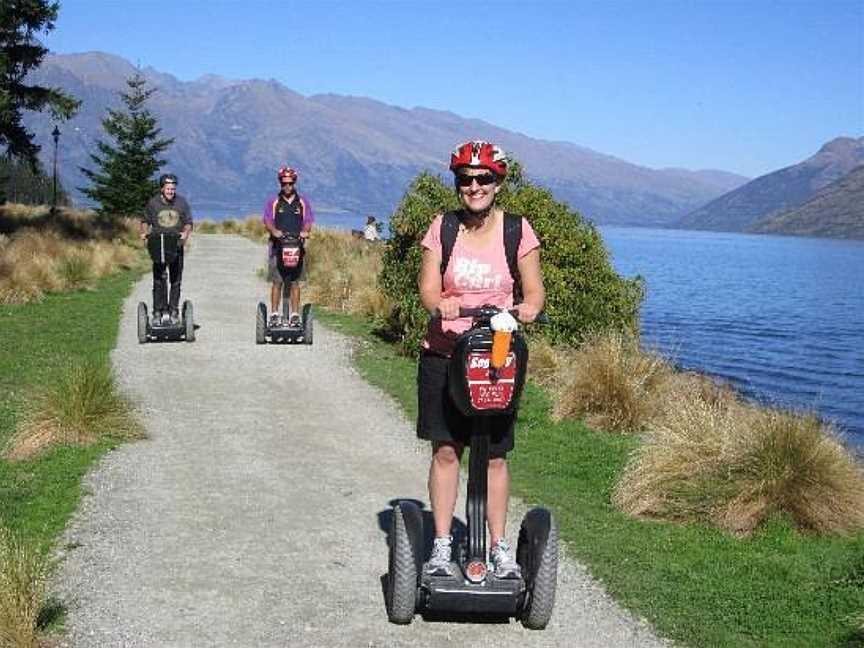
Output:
(277, 166), (298, 184)
(449, 140), (508, 177)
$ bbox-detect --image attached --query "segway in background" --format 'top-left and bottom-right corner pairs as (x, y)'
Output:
(137, 232), (195, 343)
(387, 306), (558, 629)
(256, 233), (313, 344)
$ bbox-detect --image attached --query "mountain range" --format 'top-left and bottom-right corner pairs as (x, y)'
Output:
(748, 164), (864, 239)
(677, 137), (864, 235)
(24, 52), (748, 225)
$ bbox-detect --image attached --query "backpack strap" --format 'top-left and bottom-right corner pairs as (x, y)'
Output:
(439, 210), (461, 276)
(503, 212), (523, 302)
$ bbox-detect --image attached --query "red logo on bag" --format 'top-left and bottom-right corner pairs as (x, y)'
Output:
(281, 246), (301, 268)
(466, 351), (516, 410)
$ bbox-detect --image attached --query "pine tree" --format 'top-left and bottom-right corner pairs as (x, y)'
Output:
(79, 72), (173, 219)
(0, 0), (79, 167)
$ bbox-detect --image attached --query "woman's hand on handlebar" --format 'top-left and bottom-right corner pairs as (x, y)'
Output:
(514, 302), (541, 323)
(437, 297), (461, 320)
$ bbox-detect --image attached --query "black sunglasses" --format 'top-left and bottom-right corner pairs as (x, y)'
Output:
(456, 173), (497, 187)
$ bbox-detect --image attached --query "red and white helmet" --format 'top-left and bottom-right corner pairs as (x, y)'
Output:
(277, 166), (298, 184)
(449, 140), (508, 177)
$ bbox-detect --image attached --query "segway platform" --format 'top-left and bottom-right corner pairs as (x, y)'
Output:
(137, 300), (195, 343)
(256, 302), (313, 344)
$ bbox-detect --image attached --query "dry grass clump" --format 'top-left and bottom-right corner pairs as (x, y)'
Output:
(0, 528), (49, 648)
(4, 362), (144, 461)
(527, 337), (567, 388)
(0, 205), (143, 304)
(305, 229), (391, 319)
(551, 330), (674, 432)
(613, 397), (864, 536)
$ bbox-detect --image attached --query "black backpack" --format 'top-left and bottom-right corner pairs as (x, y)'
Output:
(439, 210), (523, 301)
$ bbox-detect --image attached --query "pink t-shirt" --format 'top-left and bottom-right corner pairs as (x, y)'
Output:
(420, 213), (540, 340)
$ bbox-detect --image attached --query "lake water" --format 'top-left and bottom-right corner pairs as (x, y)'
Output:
(600, 226), (864, 445)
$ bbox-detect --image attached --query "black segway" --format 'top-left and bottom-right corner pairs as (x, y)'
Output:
(137, 232), (195, 344)
(387, 306), (558, 629)
(255, 233), (313, 345)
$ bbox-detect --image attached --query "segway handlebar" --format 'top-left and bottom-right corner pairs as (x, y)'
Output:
(433, 306), (549, 325)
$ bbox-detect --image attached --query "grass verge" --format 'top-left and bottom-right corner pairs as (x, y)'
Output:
(317, 307), (864, 648)
(0, 270), (139, 642)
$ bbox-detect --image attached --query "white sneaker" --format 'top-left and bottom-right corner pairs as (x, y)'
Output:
(491, 539), (521, 579)
(425, 536), (454, 576)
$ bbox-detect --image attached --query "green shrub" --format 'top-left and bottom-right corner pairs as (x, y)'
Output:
(380, 164), (644, 354)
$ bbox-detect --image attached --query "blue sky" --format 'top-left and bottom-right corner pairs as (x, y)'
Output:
(44, 0), (863, 178)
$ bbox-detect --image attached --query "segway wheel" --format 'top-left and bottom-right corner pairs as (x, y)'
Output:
(256, 302), (267, 344)
(386, 503), (418, 624)
(137, 302), (148, 344)
(183, 300), (195, 342)
(302, 303), (313, 345)
(517, 509), (559, 630)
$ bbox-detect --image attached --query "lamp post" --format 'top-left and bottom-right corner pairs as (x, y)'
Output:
(51, 125), (61, 213)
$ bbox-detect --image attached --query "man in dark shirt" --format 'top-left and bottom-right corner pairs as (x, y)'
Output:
(261, 166), (314, 327)
(140, 174), (193, 324)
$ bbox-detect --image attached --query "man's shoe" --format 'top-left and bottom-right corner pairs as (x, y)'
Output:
(161, 312), (171, 325)
(491, 539), (521, 579)
(424, 536), (454, 577)
(288, 312), (301, 328)
(170, 309), (180, 324)
(268, 313), (281, 327)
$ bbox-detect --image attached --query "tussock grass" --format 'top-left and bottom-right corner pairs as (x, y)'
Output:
(614, 397), (864, 535)
(551, 330), (674, 432)
(0, 205), (143, 304)
(305, 229), (391, 319)
(4, 362), (143, 461)
(0, 527), (49, 648)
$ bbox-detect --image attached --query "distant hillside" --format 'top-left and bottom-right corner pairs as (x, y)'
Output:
(678, 137), (864, 233)
(749, 166), (864, 239)
(23, 51), (748, 225)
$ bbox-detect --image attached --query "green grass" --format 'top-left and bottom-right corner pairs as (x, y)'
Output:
(0, 271), (138, 546)
(317, 308), (864, 648)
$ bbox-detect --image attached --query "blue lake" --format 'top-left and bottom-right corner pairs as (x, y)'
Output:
(600, 226), (864, 445)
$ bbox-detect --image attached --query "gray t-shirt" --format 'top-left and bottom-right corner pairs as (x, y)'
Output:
(144, 194), (193, 234)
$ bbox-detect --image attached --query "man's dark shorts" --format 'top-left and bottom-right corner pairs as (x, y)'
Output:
(416, 352), (515, 458)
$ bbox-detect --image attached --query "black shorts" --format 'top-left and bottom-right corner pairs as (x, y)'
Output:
(416, 352), (515, 458)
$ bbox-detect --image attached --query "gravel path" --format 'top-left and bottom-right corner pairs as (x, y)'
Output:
(54, 234), (667, 647)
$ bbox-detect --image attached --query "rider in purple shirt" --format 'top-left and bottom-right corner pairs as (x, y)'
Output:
(261, 166), (314, 326)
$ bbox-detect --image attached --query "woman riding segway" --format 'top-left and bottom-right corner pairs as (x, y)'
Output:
(417, 141), (545, 578)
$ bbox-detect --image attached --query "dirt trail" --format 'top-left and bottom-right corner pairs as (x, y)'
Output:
(54, 234), (666, 647)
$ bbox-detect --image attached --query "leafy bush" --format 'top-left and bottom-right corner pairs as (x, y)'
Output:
(380, 165), (644, 354)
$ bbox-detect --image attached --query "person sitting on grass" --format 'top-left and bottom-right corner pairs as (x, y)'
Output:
(363, 215), (380, 241)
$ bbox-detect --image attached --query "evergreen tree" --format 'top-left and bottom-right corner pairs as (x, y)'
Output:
(0, 0), (79, 167)
(79, 72), (173, 218)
